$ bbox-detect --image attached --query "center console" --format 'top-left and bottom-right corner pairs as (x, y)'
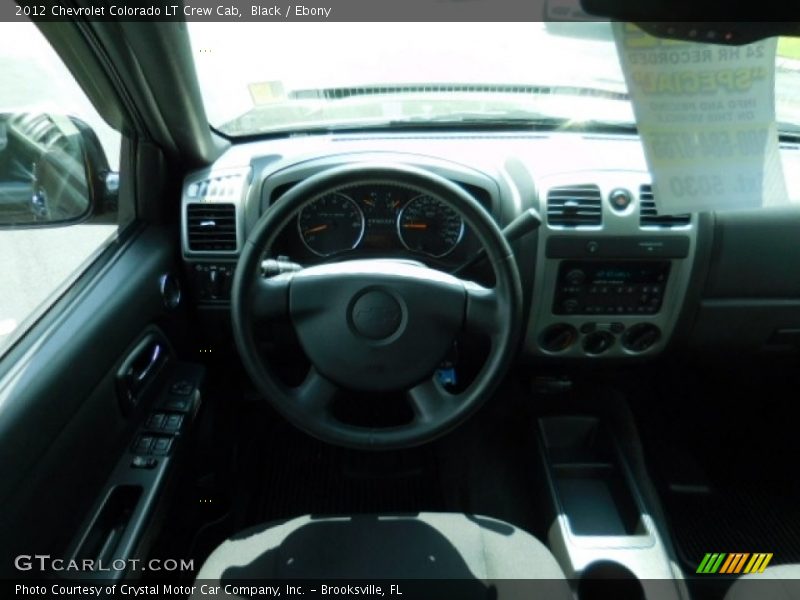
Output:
(526, 172), (697, 359)
(538, 415), (686, 600)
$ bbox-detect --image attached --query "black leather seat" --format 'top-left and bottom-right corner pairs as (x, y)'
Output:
(193, 513), (571, 599)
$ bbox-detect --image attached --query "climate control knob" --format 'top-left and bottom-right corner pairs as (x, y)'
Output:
(621, 323), (661, 353)
(540, 324), (578, 353)
(582, 331), (615, 355)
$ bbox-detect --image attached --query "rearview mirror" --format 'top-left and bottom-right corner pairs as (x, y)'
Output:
(578, 0), (800, 44)
(0, 112), (117, 228)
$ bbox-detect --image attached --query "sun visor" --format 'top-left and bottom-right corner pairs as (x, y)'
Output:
(613, 23), (789, 213)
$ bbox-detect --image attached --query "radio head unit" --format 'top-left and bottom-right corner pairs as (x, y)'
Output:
(553, 260), (670, 316)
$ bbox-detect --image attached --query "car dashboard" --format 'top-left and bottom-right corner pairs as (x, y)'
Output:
(180, 130), (800, 361)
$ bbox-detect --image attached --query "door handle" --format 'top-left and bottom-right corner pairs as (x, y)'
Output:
(116, 334), (169, 416)
(133, 342), (162, 385)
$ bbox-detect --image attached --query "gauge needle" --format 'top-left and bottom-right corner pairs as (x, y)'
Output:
(303, 224), (328, 235)
(403, 223), (428, 229)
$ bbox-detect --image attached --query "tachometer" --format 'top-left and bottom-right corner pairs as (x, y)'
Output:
(397, 194), (464, 258)
(298, 192), (365, 256)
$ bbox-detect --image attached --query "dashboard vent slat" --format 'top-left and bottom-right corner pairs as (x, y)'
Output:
(639, 185), (691, 227)
(547, 184), (602, 227)
(186, 203), (238, 251)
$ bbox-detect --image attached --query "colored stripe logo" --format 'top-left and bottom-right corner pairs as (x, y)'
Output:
(696, 553), (773, 574)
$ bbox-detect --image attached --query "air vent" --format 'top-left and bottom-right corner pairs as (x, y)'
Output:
(639, 185), (691, 227)
(186, 203), (238, 251)
(547, 184), (602, 227)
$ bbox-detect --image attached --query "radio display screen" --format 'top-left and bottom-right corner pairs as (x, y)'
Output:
(590, 264), (668, 285)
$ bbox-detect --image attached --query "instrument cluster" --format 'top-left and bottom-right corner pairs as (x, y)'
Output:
(278, 182), (473, 263)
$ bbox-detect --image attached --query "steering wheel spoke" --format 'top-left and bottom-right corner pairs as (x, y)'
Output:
(251, 274), (291, 321)
(464, 282), (501, 339)
(407, 377), (458, 424)
(291, 367), (339, 416)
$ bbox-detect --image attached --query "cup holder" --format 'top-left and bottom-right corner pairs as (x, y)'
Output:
(578, 561), (645, 600)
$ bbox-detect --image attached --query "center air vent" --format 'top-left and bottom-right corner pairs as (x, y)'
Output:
(186, 203), (238, 252)
(639, 185), (691, 227)
(547, 184), (602, 227)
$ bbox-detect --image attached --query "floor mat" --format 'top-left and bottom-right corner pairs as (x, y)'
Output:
(628, 362), (800, 573)
(254, 424), (446, 523)
(667, 484), (800, 570)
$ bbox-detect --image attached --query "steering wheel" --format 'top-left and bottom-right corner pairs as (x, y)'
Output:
(231, 163), (522, 449)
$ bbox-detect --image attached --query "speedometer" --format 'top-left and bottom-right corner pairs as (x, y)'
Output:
(298, 193), (365, 256)
(397, 194), (464, 258)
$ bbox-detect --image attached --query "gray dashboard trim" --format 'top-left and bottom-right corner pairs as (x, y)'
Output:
(180, 166), (251, 260)
(525, 171), (697, 359)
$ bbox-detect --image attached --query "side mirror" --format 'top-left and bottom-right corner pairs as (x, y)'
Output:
(0, 112), (117, 228)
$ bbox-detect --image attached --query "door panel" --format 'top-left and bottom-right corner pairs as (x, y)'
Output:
(0, 225), (182, 575)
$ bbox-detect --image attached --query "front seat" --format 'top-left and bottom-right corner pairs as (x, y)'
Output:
(724, 564), (800, 600)
(193, 513), (571, 599)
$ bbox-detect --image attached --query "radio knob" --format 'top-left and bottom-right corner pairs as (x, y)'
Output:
(565, 269), (586, 285)
(562, 298), (580, 313)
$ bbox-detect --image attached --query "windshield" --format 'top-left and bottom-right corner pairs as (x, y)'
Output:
(187, 22), (800, 136)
